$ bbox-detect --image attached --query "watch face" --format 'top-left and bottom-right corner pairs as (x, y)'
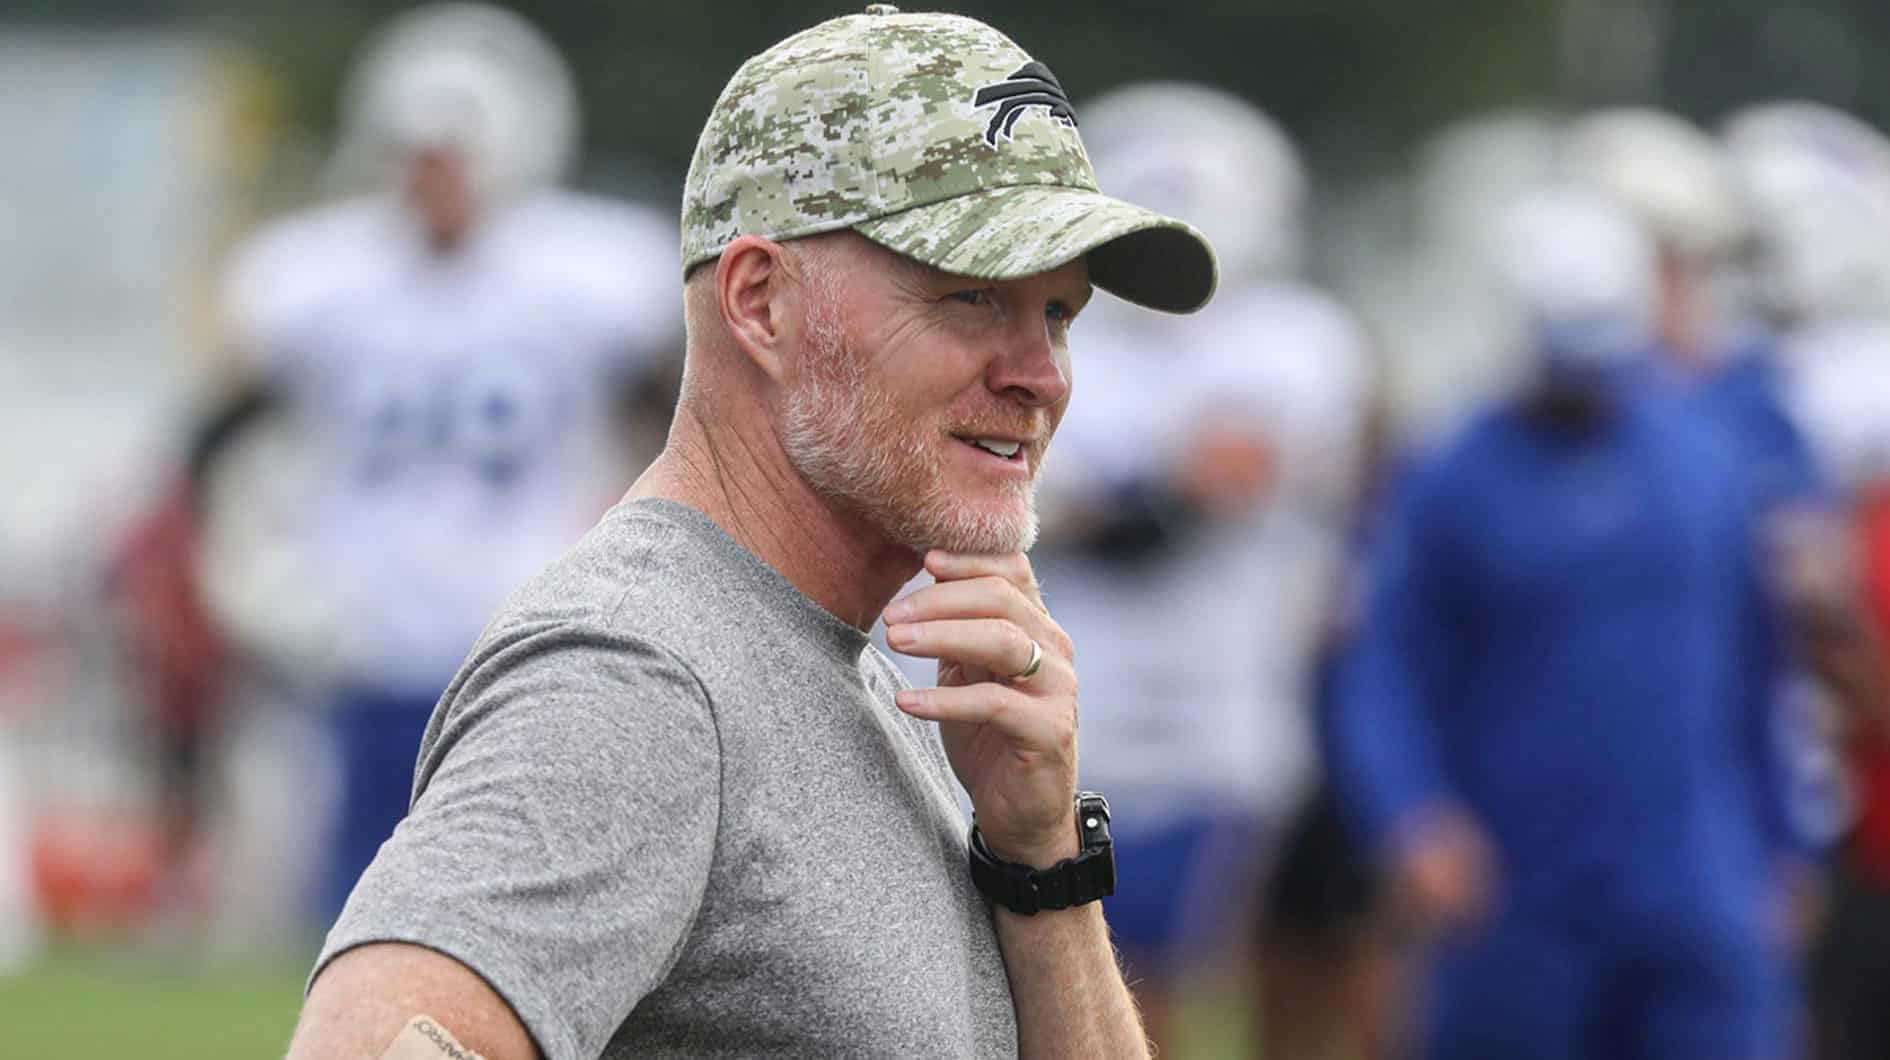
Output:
(1076, 792), (1112, 849)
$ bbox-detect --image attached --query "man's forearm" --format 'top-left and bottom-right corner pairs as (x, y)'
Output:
(992, 902), (1149, 1059)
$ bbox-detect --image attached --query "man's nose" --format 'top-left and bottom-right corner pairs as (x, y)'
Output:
(986, 316), (1070, 408)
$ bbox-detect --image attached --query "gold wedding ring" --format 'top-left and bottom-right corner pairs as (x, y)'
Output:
(1011, 638), (1044, 683)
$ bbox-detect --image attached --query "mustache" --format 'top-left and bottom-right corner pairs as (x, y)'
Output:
(945, 418), (1054, 446)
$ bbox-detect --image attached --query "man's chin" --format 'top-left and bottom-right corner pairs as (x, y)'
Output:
(804, 466), (1038, 555)
(908, 500), (1039, 556)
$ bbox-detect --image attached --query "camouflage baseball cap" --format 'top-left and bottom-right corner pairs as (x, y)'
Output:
(680, 6), (1218, 313)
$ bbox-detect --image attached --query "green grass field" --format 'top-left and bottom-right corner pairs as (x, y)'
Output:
(0, 948), (309, 1060)
(0, 948), (1255, 1059)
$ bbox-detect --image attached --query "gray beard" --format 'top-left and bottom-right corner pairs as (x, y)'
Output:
(778, 316), (1038, 555)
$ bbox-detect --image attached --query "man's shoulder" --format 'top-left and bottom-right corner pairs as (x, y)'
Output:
(435, 506), (727, 757)
(221, 197), (399, 355)
(488, 192), (680, 307)
(226, 197), (392, 288)
(491, 500), (713, 634)
(471, 192), (684, 372)
(472, 497), (863, 726)
(483, 499), (784, 674)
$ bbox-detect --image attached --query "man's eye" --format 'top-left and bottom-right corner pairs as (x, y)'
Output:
(1046, 300), (1075, 323)
(948, 289), (993, 306)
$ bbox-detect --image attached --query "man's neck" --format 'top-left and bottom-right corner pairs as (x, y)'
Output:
(625, 402), (922, 631)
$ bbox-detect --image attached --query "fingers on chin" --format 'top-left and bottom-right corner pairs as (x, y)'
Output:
(924, 549), (1035, 587)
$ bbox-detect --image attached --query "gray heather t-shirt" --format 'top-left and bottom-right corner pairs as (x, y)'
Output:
(315, 498), (1018, 1059)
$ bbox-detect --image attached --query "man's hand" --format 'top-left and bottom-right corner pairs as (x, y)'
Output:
(1768, 506), (1890, 730)
(883, 550), (1078, 867)
(886, 550), (1148, 1057)
(1769, 507), (1856, 610)
(1388, 804), (1499, 941)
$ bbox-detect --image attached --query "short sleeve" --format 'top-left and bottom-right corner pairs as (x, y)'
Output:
(313, 622), (720, 1060)
(496, 194), (684, 388)
(217, 202), (379, 383)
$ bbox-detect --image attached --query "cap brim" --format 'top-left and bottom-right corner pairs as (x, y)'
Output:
(852, 184), (1218, 313)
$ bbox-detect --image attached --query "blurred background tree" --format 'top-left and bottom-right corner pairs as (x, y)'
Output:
(8, 0), (1886, 208)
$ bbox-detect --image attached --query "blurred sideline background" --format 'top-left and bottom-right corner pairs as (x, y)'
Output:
(3, 2), (1890, 1058)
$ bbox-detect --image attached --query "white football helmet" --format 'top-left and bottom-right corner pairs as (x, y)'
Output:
(1561, 107), (1746, 263)
(1724, 101), (1890, 321)
(1414, 110), (1560, 252)
(1079, 82), (1306, 285)
(329, 3), (579, 202)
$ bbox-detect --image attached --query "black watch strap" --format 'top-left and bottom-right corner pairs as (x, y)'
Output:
(968, 791), (1116, 915)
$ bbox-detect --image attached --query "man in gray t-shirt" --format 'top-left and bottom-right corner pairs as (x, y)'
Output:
(287, 8), (1218, 1060)
(325, 499), (1018, 1057)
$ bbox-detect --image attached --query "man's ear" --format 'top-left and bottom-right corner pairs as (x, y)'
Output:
(715, 236), (796, 386)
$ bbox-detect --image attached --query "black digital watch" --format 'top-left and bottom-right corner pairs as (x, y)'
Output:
(968, 791), (1115, 915)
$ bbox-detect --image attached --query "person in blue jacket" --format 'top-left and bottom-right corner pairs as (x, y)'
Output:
(1572, 106), (1883, 735)
(1332, 188), (1810, 1060)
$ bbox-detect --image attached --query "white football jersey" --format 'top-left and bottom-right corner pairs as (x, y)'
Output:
(219, 189), (680, 694)
(1031, 281), (1374, 823)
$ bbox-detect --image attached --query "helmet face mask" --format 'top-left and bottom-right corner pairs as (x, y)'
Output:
(329, 3), (579, 211)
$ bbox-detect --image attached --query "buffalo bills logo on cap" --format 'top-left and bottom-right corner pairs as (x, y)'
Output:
(972, 62), (1077, 147)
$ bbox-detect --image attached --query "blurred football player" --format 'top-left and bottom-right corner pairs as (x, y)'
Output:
(1560, 109), (1749, 372)
(1568, 109), (1884, 896)
(98, 385), (286, 939)
(216, 3), (682, 921)
(1562, 111), (1809, 517)
(1018, 82), (1374, 1048)
(1725, 101), (1890, 498)
(1332, 187), (1807, 1060)
(1723, 100), (1890, 733)
(1726, 100), (1890, 1060)
(1563, 109), (1872, 668)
